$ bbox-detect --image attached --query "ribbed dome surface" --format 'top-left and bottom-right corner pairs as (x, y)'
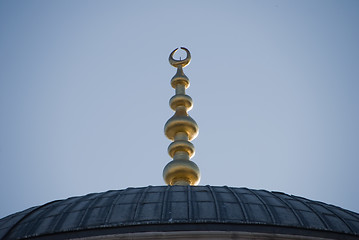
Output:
(1, 186), (359, 239)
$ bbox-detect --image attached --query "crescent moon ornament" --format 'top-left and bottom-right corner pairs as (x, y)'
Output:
(169, 47), (191, 68)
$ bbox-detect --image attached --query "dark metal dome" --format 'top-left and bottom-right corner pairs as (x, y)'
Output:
(1, 186), (359, 239)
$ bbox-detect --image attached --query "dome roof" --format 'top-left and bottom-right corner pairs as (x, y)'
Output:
(1, 186), (359, 239)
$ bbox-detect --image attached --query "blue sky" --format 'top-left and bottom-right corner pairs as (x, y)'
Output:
(1, 1), (359, 218)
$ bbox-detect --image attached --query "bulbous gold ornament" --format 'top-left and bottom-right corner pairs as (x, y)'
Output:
(163, 47), (200, 186)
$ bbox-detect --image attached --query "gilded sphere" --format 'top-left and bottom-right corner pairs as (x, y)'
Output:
(164, 115), (199, 141)
(168, 140), (195, 158)
(169, 94), (193, 111)
(163, 160), (200, 186)
(171, 74), (190, 89)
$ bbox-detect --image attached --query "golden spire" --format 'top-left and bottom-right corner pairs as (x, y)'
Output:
(163, 47), (200, 186)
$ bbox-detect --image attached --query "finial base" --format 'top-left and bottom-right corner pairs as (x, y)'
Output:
(163, 160), (200, 186)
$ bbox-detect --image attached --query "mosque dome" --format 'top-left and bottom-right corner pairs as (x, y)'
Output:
(1, 186), (359, 240)
(2, 48), (358, 240)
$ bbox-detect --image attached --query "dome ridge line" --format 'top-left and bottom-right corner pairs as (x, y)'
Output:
(104, 188), (128, 224)
(224, 186), (250, 222)
(51, 194), (92, 233)
(132, 186), (151, 222)
(291, 195), (330, 229)
(160, 185), (171, 222)
(2, 201), (59, 240)
(187, 185), (193, 220)
(246, 188), (277, 224)
(207, 185), (221, 221)
(269, 191), (305, 226)
(312, 200), (355, 233)
(78, 192), (105, 227)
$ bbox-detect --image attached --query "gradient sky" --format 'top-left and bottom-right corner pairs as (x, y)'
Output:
(1, 1), (359, 218)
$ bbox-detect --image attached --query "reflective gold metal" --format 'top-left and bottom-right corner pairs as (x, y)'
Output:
(168, 140), (195, 158)
(169, 94), (193, 111)
(169, 47), (191, 68)
(164, 114), (198, 141)
(171, 67), (190, 89)
(163, 48), (200, 186)
(163, 160), (200, 186)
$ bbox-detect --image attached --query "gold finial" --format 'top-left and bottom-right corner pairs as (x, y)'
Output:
(163, 47), (200, 186)
(169, 47), (191, 68)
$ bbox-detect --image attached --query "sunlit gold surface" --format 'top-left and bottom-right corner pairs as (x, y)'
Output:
(171, 67), (190, 89)
(169, 47), (191, 68)
(169, 94), (193, 111)
(168, 140), (195, 158)
(163, 160), (200, 186)
(164, 115), (198, 141)
(163, 48), (200, 186)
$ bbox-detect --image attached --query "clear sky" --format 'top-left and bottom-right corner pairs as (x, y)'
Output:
(1, 1), (358, 218)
